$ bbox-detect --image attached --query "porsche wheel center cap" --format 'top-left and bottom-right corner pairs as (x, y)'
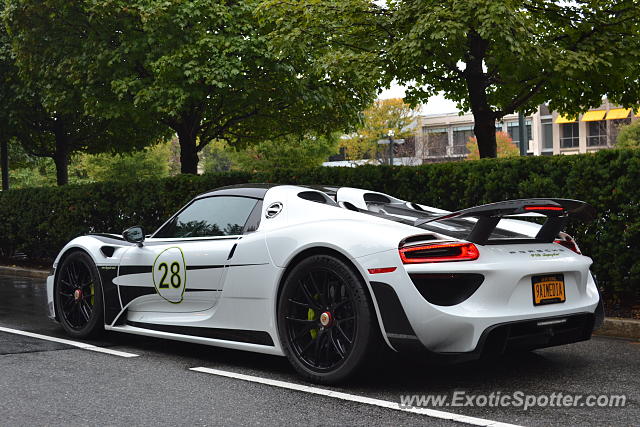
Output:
(319, 312), (332, 327)
(74, 289), (83, 301)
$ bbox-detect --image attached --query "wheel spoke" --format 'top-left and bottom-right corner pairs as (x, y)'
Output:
(313, 329), (326, 365)
(332, 298), (350, 311)
(79, 303), (90, 322)
(288, 298), (310, 308)
(285, 317), (316, 324)
(60, 279), (75, 290)
(308, 272), (327, 307)
(299, 337), (316, 356)
(299, 281), (322, 310)
(335, 323), (353, 344)
(329, 330), (345, 359)
(337, 316), (355, 324)
(292, 324), (316, 342)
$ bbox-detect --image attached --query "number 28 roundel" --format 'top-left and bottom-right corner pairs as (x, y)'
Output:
(152, 247), (187, 304)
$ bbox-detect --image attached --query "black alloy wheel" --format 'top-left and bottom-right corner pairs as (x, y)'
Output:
(278, 254), (376, 384)
(55, 251), (104, 338)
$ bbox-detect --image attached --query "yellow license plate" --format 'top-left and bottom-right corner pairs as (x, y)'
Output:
(532, 274), (566, 306)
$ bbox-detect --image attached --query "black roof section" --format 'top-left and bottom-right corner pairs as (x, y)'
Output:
(196, 183), (278, 199)
(196, 184), (340, 200)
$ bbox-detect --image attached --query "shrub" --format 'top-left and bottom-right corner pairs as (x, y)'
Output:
(1, 149), (638, 299)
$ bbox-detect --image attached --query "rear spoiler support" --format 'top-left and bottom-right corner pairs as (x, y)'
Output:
(415, 198), (595, 245)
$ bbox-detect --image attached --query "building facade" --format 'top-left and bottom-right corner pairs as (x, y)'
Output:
(416, 101), (638, 163)
(323, 100), (637, 167)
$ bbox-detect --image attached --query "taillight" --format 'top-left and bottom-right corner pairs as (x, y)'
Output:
(399, 242), (479, 264)
(554, 237), (581, 254)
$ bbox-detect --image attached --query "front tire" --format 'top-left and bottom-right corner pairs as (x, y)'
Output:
(55, 251), (104, 338)
(277, 254), (376, 384)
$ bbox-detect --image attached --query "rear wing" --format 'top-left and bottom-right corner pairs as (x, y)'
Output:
(414, 198), (596, 245)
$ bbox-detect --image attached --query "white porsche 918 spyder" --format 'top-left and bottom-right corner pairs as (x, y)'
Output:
(46, 184), (603, 383)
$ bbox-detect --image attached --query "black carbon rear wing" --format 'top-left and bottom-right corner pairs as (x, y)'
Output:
(414, 199), (596, 245)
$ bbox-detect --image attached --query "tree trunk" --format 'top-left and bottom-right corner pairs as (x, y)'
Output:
(176, 126), (199, 174)
(1, 138), (8, 191)
(465, 31), (497, 158)
(53, 134), (69, 186)
(473, 111), (497, 158)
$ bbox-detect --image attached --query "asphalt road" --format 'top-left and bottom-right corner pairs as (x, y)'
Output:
(0, 272), (638, 426)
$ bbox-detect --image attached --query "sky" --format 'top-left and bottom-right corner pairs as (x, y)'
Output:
(377, 81), (460, 115)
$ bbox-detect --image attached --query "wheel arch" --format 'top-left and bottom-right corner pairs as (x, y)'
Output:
(274, 245), (395, 351)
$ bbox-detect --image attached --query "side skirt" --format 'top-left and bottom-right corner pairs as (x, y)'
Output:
(106, 324), (283, 356)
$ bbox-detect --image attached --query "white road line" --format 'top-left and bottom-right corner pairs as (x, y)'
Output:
(0, 326), (139, 358)
(189, 367), (521, 427)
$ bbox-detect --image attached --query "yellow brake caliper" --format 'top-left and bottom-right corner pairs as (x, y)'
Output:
(308, 308), (318, 339)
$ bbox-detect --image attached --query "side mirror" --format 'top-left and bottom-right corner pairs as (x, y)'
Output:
(123, 226), (145, 246)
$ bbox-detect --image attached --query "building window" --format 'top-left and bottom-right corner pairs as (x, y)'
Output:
(452, 125), (473, 155)
(507, 120), (532, 145)
(541, 118), (553, 151)
(560, 123), (579, 148)
(609, 118), (631, 145)
(425, 127), (448, 157)
(587, 121), (607, 147)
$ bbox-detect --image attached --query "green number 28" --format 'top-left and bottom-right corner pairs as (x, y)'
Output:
(158, 262), (181, 289)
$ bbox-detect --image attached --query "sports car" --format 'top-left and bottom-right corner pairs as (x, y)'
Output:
(46, 184), (604, 383)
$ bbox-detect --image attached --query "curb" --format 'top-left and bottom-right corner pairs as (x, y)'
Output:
(594, 317), (640, 341)
(0, 265), (49, 279)
(1, 264), (639, 340)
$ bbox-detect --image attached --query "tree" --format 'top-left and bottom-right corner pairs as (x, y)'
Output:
(76, 142), (172, 183)
(233, 134), (339, 173)
(5, 0), (378, 174)
(616, 121), (640, 149)
(259, 0), (640, 158)
(2, 3), (165, 185)
(201, 134), (338, 174)
(466, 131), (519, 160)
(341, 98), (417, 163)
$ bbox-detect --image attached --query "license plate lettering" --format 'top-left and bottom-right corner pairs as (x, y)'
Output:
(532, 274), (566, 306)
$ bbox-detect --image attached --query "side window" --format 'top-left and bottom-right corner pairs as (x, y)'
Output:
(154, 196), (258, 238)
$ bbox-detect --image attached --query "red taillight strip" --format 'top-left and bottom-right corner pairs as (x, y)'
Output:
(399, 242), (479, 264)
(524, 205), (564, 212)
(554, 239), (581, 254)
(367, 267), (397, 274)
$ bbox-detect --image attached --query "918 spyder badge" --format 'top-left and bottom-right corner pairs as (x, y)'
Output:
(152, 247), (187, 304)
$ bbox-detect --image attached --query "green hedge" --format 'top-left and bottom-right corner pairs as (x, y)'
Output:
(1, 149), (638, 298)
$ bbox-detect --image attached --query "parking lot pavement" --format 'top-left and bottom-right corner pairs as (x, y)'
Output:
(1, 272), (638, 426)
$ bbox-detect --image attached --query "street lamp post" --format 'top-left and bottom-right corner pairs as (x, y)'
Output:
(388, 129), (394, 166)
(518, 113), (527, 156)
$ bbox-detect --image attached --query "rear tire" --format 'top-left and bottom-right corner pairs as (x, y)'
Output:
(55, 251), (104, 338)
(277, 254), (375, 384)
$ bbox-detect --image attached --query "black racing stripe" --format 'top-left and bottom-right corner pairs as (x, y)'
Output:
(118, 263), (265, 277)
(143, 237), (240, 246)
(119, 265), (152, 275)
(97, 266), (121, 325)
(226, 263), (267, 267)
(127, 321), (274, 346)
(187, 265), (224, 270)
